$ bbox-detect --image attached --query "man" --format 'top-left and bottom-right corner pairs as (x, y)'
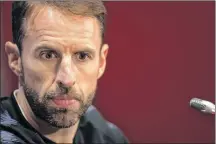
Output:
(0, 1), (129, 143)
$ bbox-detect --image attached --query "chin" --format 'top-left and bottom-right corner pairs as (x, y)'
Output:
(47, 112), (81, 128)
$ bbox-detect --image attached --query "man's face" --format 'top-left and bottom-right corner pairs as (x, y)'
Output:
(16, 7), (108, 128)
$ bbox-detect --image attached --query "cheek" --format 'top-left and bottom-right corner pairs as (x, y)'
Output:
(22, 56), (55, 95)
(77, 63), (99, 95)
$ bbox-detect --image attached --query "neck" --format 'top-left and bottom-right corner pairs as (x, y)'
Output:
(14, 87), (79, 143)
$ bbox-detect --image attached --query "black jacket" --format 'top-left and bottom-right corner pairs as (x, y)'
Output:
(0, 93), (129, 144)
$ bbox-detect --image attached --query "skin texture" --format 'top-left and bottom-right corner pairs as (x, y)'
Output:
(5, 6), (108, 143)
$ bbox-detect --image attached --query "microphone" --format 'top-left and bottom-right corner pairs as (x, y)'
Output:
(189, 98), (215, 114)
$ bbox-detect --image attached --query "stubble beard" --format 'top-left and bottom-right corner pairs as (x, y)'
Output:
(20, 69), (96, 128)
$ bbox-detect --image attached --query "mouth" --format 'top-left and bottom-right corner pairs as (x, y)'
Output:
(51, 95), (80, 108)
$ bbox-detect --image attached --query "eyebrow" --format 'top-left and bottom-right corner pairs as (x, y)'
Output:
(34, 44), (61, 54)
(34, 43), (96, 54)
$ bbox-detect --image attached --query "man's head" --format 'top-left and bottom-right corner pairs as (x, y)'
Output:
(5, 1), (108, 128)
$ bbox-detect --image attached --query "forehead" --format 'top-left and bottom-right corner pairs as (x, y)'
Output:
(23, 6), (101, 47)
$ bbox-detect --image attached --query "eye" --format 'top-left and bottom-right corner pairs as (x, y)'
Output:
(40, 50), (59, 60)
(75, 51), (91, 62)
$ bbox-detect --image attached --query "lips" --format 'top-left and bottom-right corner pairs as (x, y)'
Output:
(52, 96), (78, 107)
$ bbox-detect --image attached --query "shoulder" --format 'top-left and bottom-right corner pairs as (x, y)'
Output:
(0, 97), (26, 143)
(0, 130), (26, 144)
(105, 121), (129, 143)
(0, 96), (17, 126)
(0, 96), (14, 114)
(0, 96), (11, 106)
(0, 96), (46, 144)
(81, 105), (129, 143)
(0, 96), (19, 124)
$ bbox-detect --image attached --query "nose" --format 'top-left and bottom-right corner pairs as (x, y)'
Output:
(56, 56), (76, 88)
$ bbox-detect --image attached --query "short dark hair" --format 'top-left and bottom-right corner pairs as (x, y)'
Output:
(12, 1), (107, 53)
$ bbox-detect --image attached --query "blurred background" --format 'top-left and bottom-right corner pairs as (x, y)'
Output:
(0, 1), (215, 143)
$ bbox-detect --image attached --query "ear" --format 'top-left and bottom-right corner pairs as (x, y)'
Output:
(97, 44), (109, 79)
(5, 41), (22, 77)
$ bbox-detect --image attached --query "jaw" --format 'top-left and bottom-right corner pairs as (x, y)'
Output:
(14, 87), (40, 130)
(15, 87), (80, 135)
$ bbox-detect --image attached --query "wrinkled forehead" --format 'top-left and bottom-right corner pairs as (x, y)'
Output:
(23, 5), (101, 42)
